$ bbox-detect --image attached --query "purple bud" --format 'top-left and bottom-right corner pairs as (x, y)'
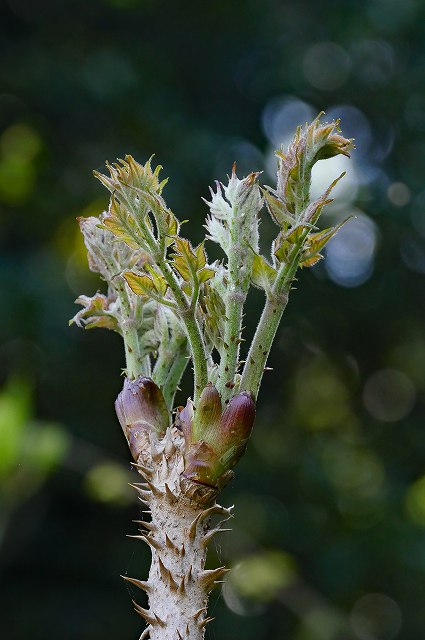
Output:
(175, 398), (194, 442)
(180, 387), (256, 488)
(115, 376), (168, 460)
(192, 383), (222, 442)
(219, 391), (256, 446)
(182, 441), (221, 486)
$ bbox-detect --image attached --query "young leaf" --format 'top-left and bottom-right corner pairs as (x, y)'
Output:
(251, 254), (277, 292)
(262, 188), (296, 228)
(124, 270), (167, 298)
(300, 218), (352, 267)
(70, 293), (119, 331)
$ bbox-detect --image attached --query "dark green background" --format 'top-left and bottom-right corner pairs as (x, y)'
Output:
(1, 1), (425, 639)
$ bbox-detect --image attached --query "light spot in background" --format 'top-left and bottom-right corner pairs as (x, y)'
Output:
(350, 39), (395, 87)
(350, 593), (402, 640)
(82, 49), (137, 100)
(405, 475), (425, 527)
(405, 93), (425, 133)
(400, 233), (425, 275)
(261, 96), (315, 148)
(292, 357), (354, 431)
(322, 442), (385, 499)
(325, 105), (373, 159)
(337, 494), (386, 530)
(303, 42), (351, 91)
(0, 123), (42, 205)
(224, 550), (297, 615)
(85, 461), (133, 506)
(362, 369), (415, 422)
(324, 213), (378, 287)
(310, 152), (359, 207)
(411, 190), (425, 237)
(366, 0), (417, 32)
(387, 182), (411, 207)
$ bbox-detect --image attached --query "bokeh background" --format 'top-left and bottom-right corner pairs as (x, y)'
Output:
(1, 0), (425, 639)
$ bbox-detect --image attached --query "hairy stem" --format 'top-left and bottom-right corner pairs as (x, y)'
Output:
(116, 280), (147, 380)
(158, 259), (208, 402)
(240, 238), (307, 397)
(216, 249), (246, 401)
(154, 327), (188, 410)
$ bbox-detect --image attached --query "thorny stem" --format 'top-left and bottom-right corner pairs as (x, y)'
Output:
(216, 280), (245, 402)
(240, 235), (308, 398)
(126, 427), (232, 640)
(216, 204), (251, 403)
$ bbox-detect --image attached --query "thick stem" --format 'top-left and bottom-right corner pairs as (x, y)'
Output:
(126, 427), (232, 640)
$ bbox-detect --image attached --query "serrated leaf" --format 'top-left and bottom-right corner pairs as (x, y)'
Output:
(301, 217), (352, 267)
(273, 225), (310, 264)
(195, 242), (207, 269)
(124, 270), (167, 298)
(199, 281), (226, 352)
(101, 217), (140, 250)
(172, 237), (208, 285)
(251, 254), (277, 291)
(300, 253), (323, 268)
(145, 264), (168, 296)
(198, 267), (215, 284)
(302, 173), (345, 225)
(263, 189), (296, 228)
(123, 272), (153, 296)
(70, 294), (119, 331)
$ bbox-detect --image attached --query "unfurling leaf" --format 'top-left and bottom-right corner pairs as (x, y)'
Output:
(262, 189), (296, 228)
(199, 279), (226, 352)
(300, 218), (352, 267)
(171, 238), (215, 295)
(124, 269), (167, 298)
(273, 225), (311, 264)
(302, 172), (345, 226)
(70, 293), (119, 331)
(275, 114), (354, 220)
(95, 155), (180, 254)
(251, 253), (277, 292)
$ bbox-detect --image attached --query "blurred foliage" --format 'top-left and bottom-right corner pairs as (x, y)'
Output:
(1, 0), (425, 639)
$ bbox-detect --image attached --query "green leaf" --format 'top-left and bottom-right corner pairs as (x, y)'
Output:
(171, 238), (212, 288)
(70, 293), (119, 331)
(263, 189), (296, 228)
(302, 173), (345, 226)
(251, 253), (277, 291)
(273, 225), (310, 264)
(101, 197), (144, 250)
(198, 267), (216, 284)
(300, 217), (352, 267)
(124, 270), (167, 297)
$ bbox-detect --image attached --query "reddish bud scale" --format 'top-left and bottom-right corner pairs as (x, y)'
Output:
(180, 385), (256, 487)
(115, 376), (169, 461)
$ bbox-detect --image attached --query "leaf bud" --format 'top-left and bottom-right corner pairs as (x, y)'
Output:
(180, 386), (256, 487)
(115, 376), (168, 460)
